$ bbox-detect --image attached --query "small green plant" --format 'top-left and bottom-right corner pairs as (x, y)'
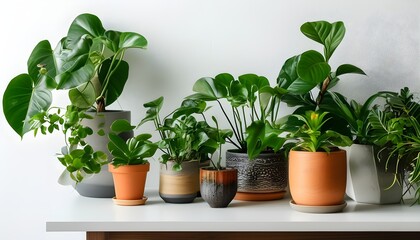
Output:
(284, 111), (352, 152)
(140, 97), (232, 171)
(107, 119), (158, 168)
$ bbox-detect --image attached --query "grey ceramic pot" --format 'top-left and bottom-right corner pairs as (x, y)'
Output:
(69, 111), (133, 198)
(225, 150), (288, 200)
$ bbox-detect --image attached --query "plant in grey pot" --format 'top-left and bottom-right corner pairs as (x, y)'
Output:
(140, 97), (232, 203)
(188, 73), (288, 201)
(2, 13), (148, 197)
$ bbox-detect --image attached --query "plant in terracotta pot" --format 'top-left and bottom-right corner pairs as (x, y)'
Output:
(2, 13), (148, 197)
(187, 73), (288, 201)
(107, 119), (158, 206)
(200, 117), (238, 208)
(140, 97), (230, 203)
(284, 110), (352, 213)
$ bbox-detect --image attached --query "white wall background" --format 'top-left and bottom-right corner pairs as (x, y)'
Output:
(0, 0), (419, 239)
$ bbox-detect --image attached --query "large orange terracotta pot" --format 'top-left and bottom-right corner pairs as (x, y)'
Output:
(289, 150), (347, 206)
(108, 163), (149, 200)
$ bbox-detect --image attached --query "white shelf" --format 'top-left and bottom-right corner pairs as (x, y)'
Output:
(46, 190), (420, 232)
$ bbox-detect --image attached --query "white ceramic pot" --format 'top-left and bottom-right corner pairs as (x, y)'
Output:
(346, 144), (402, 204)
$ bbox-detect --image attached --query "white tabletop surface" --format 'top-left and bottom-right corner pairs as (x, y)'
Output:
(46, 190), (420, 232)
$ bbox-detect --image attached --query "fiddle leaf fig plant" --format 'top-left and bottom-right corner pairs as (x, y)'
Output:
(187, 73), (286, 159)
(278, 20), (366, 113)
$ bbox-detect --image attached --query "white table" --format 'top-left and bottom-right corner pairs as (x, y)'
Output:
(46, 190), (420, 240)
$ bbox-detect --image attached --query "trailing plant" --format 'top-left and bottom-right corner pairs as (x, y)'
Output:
(140, 97), (232, 171)
(283, 111), (352, 152)
(107, 119), (158, 168)
(187, 73), (286, 159)
(2, 13), (148, 182)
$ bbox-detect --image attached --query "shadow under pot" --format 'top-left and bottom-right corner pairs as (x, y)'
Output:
(159, 160), (199, 203)
(225, 150), (288, 201)
(200, 167), (238, 208)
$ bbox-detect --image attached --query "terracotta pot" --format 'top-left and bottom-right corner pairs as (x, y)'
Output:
(200, 167), (238, 208)
(108, 163), (149, 200)
(289, 150), (346, 206)
(159, 160), (199, 203)
(225, 150), (288, 201)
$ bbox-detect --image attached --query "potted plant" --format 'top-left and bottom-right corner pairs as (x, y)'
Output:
(187, 73), (288, 201)
(385, 116), (420, 204)
(2, 13), (148, 197)
(200, 117), (238, 208)
(284, 111), (352, 213)
(367, 87), (420, 202)
(140, 97), (230, 203)
(107, 119), (158, 206)
(323, 90), (406, 204)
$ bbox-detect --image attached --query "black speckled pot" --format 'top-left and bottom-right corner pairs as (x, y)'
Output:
(200, 167), (238, 208)
(225, 150), (288, 200)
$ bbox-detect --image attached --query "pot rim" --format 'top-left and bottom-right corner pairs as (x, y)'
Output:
(200, 167), (237, 172)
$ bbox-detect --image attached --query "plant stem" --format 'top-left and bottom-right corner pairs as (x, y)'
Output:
(217, 100), (241, 148)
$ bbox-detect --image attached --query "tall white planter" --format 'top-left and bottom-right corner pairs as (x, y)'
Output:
(346, 144), (402, 204)
(59, 111), (133, 198)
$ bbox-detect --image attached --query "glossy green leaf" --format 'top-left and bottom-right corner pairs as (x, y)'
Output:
(2, 74), (53, 137)
(68, 82), (96, 109)
(110, 119), (135, 133)
(66, 13), (105, 49)
(98, 58), (129, 106)
(27, 40), (57, 81)
(118, 32), (148, 50)
(297, 50), (331, 85)
(246, 120), (265, 159)
(336, 64), (366, 76)
(139, 96), (164, 126)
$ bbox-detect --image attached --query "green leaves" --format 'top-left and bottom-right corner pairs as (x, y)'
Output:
(3, 73), (53, 137)
(300, 21), (345, 62)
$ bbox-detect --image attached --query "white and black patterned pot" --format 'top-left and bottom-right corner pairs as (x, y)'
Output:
(225, 150), (288, 200)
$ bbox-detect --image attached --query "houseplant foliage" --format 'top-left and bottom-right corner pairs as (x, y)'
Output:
(277, 20), (366, 138)
(188, 73), (288, 200)
(285, 110), (351, 209)
(140, 96), (232, 203)
(2, 13), (147, 183)
(107, 119), (158, 204)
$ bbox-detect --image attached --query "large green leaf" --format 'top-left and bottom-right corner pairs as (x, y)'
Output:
(297, 50), (331, 86)
(246, 120), (265, 159)
(191, 74), (232, 101)
(98, 58), (129, 106)
(300, 21), (345, 61)
(66, 13), (105, 49)
(287, 78), (317, 95)
(68, 82), (96, 109)
(27, 40), (57, 81)
(54, 37), (95, 89)
(2, 74), (54, 137)
(118, 32), (148, 50)
(277, 55), (299, 89)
